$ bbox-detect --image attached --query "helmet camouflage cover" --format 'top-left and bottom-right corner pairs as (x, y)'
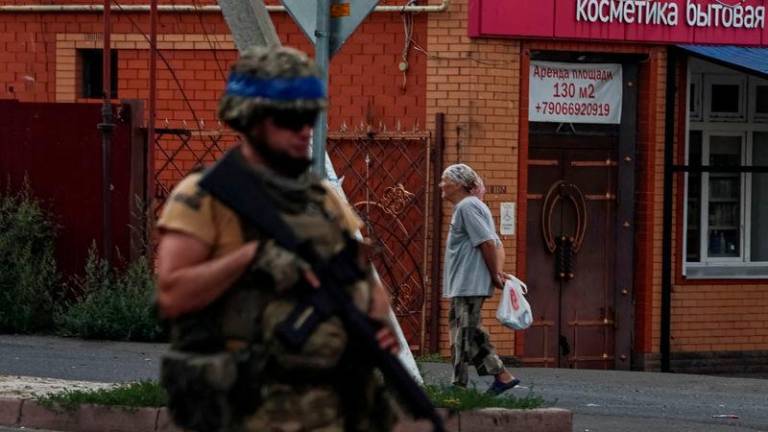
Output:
(218, 46), (327, 133)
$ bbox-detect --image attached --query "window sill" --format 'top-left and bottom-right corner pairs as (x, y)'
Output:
(684, 265), (768, 279)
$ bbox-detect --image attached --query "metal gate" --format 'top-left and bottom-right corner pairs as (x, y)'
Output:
(149, 129), (435, 352)
(152, 128), (235, 212)
(328, 133), (432, 352)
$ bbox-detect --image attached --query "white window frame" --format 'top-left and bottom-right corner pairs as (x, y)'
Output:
(684, 59), (768, 278)
(744, 131), (768, 265)
(704, 74), (747, 122)
(748, 77), (768, 123)
(697, 131), (745, 264)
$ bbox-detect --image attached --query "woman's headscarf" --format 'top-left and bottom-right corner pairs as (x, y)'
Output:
(442, 163), (485, 199)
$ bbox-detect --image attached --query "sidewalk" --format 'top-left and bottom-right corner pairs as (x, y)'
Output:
(1, 335), (767, 431)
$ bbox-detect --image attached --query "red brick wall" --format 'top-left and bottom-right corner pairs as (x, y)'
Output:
(424, 0), (668, 360)
(0, 3), (429, 234)
(0, 6), (427, 131)
(633, 54), (657, 356)
(425, 0), (522, 357)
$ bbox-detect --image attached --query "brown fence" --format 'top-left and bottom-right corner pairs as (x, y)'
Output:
(0, 101), (443, 352)
(0, 100), (145, 276)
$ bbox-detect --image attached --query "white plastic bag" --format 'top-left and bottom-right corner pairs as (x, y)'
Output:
(496, 276), (533, 330)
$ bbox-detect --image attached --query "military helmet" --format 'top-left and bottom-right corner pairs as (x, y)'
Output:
(218, 46), (326, 133)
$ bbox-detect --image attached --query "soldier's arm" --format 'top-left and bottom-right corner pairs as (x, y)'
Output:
(155, 231), (258, 319)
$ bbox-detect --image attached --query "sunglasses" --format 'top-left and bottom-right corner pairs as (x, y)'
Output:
(270, 110), (319, 132)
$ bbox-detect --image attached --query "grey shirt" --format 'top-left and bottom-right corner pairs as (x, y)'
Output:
(442, 196), (500, 298)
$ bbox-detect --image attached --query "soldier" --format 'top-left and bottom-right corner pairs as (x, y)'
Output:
(155, 46), (400, 432)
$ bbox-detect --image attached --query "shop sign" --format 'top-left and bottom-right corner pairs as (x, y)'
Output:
(470, 0), (768, 46)
(529, 61), (623, 124)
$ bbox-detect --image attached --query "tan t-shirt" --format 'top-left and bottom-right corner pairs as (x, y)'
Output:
(157, 172), (363, 256)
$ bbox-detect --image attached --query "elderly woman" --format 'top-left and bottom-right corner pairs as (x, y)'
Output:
(439, 163), (520, 395)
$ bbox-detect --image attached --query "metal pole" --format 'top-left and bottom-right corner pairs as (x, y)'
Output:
(429, 113), (445, 353)
(312, 0), (330, 177)
(147, 0), (157, 239)
(661, 47), (678, 373)
(98, 0), (114, 263)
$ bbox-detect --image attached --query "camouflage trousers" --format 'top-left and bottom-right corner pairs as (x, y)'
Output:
(242, 375), (397, 432)
(242, 384), (343, 432)
(449, 296), (504, 387)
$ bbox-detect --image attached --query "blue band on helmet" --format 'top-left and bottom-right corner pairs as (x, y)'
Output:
(225, 74), (326, 100)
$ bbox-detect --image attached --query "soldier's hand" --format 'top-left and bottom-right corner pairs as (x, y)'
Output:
(376, 327), (400, 354)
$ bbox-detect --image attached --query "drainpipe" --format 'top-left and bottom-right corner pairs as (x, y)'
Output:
(661, 47), (678, 373)
(0, 1), (450, 13)
(98, 0), (114, 264)
(147, 0), (157, 249)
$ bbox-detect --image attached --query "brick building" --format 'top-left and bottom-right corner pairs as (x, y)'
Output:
(2, 0), (768, 373)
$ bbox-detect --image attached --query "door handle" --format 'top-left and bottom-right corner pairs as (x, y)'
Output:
(542, 181), (588, 280)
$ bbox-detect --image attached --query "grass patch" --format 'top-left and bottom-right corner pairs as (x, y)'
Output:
(36, 381), (167, 412)
(415, 353), (448, 363)
(424, 384), (546, 411)
(36, 381), (546, 413)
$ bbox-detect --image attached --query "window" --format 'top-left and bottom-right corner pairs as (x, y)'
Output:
(685, 60), (768, 278)
(79, 49), (118, 99)
(689, 74), (702, 121)
(749, 78), (768, 122)
(704, 74), (746, 121)
(705, 134), (742, 259)
(685, 131), (768, 277)
(686, 132), (744, 263)
(749, 133), (768, 262)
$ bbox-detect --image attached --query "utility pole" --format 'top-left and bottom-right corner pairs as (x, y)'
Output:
(98, 0), (114, 263)
(312, 0), (331, 177)
(217, 0), (280, 51)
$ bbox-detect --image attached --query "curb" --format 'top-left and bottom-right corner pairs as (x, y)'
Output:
(0, 397), (572, 431)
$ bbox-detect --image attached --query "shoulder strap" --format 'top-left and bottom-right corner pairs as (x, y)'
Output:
(198, 149), (308, 258)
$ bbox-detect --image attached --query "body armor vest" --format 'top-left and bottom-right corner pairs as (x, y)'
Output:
(161, 165), (374, 431)
(168, 167), (370, 369)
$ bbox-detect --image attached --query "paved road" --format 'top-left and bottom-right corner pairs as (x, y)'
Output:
(0, 429), (56, 432)
(2, 335), (768, 432)
(0, 335), (162, 382)
(419, 363), (768, 432)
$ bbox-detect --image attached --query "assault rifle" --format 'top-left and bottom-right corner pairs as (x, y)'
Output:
(199, 149), (445, 432)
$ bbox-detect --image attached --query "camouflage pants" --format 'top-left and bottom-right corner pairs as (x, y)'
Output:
(242, 376), (396, 432)
(242, 384), (343, 432)
(449, 296), (504, 387)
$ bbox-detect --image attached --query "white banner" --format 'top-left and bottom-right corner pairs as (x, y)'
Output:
(529, 61), (623, 124)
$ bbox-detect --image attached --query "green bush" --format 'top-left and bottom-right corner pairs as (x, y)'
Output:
(55, 246), (165, 342)
(0, 184), (58, 333)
